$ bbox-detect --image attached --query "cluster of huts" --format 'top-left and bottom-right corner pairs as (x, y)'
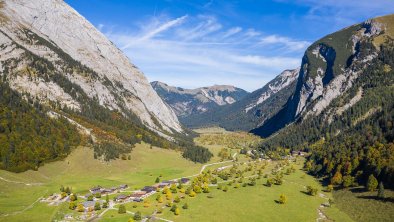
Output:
(80, 184), (129, 211)
(76, 178), (191, 212)
(88, 184), (128, 196)
(114, 178), (190, 203)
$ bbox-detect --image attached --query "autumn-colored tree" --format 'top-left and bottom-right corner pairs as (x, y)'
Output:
(202, 185), (210, 193)
(306, 186), (318, 196)
(143, 200), (150, 208)
(69, 201), (77, 210)
(166, 192), (172, 200)
(170, 184), (178, 193)
(77, 203), (85, 212)
(278, 194), (287, 204)
(162, 186), (169, 194)
(193, 185), (202, 193)
(326, 184), (334, 192)
(189, 191), (196, 197)
(157, 195), (163, 203)
(331, 171), (343, 185)
(70, 194), (77, 201)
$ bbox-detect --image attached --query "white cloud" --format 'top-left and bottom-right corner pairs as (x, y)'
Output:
(102, 14), (305, 91)
(122, 15), (188, 49)
(230, 55), (300, 67)
(222, 27), (242, 38)
(259, 35), (311, 51)
(176, 15), (222, 41)
(141, 15), (188, 41)
(244, 28), (261, 37)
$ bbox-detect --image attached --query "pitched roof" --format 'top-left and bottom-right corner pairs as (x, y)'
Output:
(82, 201), (96, 208)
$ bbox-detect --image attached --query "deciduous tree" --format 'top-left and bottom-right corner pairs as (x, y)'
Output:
(133, 211), (141, 220)
(278, 194), (287, 204)
(94, 202), (101, 211)
(118, 204), (126, 214)
(367, 174), (378, 191)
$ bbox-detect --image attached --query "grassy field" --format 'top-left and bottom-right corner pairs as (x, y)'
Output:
(0, 143), (203, 221)
(332, 187), (394, 222)
(193, 127), (230, 134)
(373, 14), (394, 47)
(162, 161), (351, 222)
(99, 158), (353, 222)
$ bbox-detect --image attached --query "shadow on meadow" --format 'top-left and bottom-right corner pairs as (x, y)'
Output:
(357, 196), (394, 203)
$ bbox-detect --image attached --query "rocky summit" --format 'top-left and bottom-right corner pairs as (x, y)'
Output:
(0, 0), (182, 135)
(151, 81), (249, 117)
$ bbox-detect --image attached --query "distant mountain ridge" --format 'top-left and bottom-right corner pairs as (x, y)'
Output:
(180, 68), (300, 131)
(151, 81), (249, 117)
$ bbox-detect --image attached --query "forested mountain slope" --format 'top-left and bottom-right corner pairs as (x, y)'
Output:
(259, 14), (394, 188)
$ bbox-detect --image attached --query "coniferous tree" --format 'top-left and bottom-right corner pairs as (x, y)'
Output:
(377, 182), (385, 199)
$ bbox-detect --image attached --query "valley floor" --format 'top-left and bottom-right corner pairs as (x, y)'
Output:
(0, 129), (391, 222)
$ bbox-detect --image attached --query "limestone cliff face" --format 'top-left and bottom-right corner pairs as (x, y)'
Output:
(252, 15), (392, 137)
(244, 68), (299, 113)
(0, 0), (183, 135)
(294, 20), (383, 119)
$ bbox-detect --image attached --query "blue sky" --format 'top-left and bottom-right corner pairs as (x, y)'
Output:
(65, 0), (394, 91)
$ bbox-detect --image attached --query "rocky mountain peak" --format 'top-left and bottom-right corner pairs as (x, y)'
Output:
(151, 81), (249, 117)
(0, 0), (183, 134)
(253, 14), (394, 138)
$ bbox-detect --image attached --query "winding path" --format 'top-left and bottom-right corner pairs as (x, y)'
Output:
(0, 196), (44, 217)
(0, 176), (43, 186)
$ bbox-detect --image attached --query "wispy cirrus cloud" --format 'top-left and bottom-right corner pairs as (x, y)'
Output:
(122, 15), (188, 49)
(101, 14), (306, 91)
(259, 35), (310, 51)
(222, 27), (242, 38)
